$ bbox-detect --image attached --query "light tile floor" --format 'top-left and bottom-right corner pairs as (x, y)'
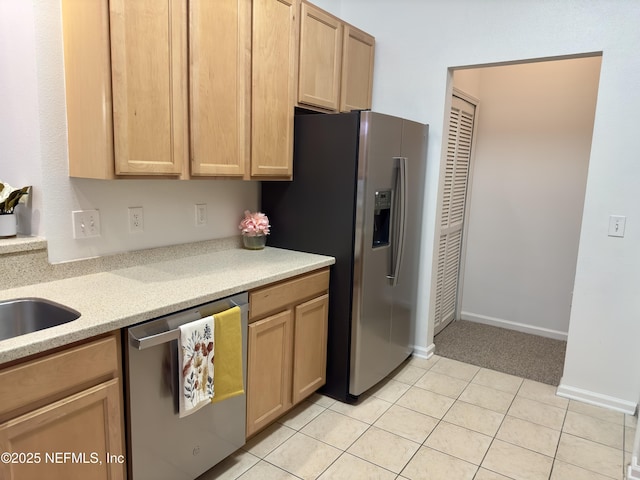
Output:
(200, 355), (637, 480)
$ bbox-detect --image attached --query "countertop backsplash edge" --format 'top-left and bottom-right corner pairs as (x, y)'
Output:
(1, 236), (243, 288)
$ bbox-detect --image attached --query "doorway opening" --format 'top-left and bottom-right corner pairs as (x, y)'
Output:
(431, 54), (603, 385)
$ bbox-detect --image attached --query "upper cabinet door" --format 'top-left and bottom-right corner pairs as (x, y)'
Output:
(298, 2), (343, 111)
(340, 24), (375, 112)
(63, 0), (115, 179)
(189, 0), (250, 177)
(109, 0), (188, 175)
(251, 0), (298, 179)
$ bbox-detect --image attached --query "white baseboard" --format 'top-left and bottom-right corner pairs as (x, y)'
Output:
(460, 311), (568, 341)
(412, 343), (435, 359)
(556, 381), (638, 415)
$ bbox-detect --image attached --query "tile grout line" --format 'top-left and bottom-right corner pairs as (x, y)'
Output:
(468, 365), (516, 479)
(402, 359), (485, 478)
(386, 356), (443, 478)
(381, 355), (448, 478)
(395, 376), (447, 477)
(546, 400), (569, 480)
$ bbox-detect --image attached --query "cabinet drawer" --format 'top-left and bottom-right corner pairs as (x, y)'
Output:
(0, 334), (120, 419)
(250, 268), (330, 321)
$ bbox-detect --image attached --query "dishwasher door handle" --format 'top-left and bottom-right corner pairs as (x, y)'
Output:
(129, 299), (248, 350)
(129, 327), (182, 350)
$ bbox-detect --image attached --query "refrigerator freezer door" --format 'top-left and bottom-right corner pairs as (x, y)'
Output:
(350, 112), (404, 396)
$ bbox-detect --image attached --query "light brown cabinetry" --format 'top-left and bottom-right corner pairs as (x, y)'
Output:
(340, 24), (375, 112)
(251, 0), (298, 179)
(298, 2), (343, 111)
(0, 333), (125, 480)
(246, 310), (293, 435)
(109, 0), (188, 176)
(297, 1), (374, 112)
(246, 268), (329, 437)
(189, 0), (251, 177)
(63, 0), (297, 180)
(62, 0), (115, 179)
(292, 294), (329, 403)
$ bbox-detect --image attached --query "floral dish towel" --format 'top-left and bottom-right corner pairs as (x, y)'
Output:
(178, 315), (214, 417)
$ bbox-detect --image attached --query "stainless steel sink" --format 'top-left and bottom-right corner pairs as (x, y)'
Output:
(0, 298), (81, 341)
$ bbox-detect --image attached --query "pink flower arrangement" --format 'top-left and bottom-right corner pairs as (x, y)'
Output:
(239, 210), (270, 237)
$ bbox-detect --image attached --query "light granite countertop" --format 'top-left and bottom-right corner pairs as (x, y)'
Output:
(0, 245), (334, 364)
(0, 235), (47, 255)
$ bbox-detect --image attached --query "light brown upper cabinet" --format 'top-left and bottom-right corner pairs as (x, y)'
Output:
(189, 0), (250, 177)
(298, 2), (343, 111)
(340, 24), (375, 112)
(64, 0), (297, 180)
(251, 0), (298, 179)
(297, 1), (374, 113)
(109, 0), (188, 176)
(62, 0), (115, 179)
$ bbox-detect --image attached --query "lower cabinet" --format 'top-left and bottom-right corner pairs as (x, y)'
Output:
(246, 268), (329, 437)
(0, 333), (125, 480)
(292, 295), (329, 404)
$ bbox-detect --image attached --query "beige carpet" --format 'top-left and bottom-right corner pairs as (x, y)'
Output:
(434, 320), (567, 386)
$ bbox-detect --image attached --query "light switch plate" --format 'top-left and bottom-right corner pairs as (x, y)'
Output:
(72, 210), (101, 238)
(608, 215), (626, 237)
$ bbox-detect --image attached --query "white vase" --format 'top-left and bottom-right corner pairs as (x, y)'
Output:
(0, 214), (17, 238)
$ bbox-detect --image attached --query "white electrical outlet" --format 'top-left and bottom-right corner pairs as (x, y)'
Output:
(195, 204), (207, 226)
(128, 207), (144, 233)
(72, 210), (101, 239)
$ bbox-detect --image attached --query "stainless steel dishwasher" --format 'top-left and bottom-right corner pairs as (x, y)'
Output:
(125, 292), (248, 480)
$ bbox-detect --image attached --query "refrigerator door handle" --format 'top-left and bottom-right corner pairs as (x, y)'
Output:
(388, 156), (408, 286)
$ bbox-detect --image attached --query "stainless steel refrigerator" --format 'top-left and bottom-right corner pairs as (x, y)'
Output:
(261, 111), (428, 402)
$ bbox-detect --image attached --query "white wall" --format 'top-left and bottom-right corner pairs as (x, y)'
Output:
(0, 1), (44, 236)
(458, 57), (601, 339)
(29, 1), (258, 263)
(320, 0), (640, 409)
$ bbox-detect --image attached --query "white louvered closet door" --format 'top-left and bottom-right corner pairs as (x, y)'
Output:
(434, 94), (476, 334)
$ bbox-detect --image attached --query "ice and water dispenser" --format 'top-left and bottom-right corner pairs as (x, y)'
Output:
(373, 190), (392, 247)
